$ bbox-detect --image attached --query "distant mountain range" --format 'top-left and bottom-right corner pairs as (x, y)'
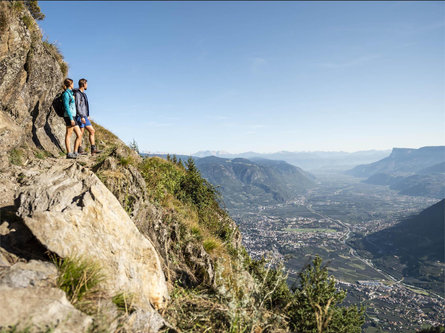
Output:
(353, 199), (445, 296)
(347, 146), (445, 198)
(195, 156), (316, 210)
(145, 154), (316, 210)
(194, 150), (391, 172)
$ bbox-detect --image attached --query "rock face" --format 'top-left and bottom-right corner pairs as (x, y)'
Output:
(0, 260), (92, 332)
(16, 159), (169, 311)
(0, 2), (66, 157)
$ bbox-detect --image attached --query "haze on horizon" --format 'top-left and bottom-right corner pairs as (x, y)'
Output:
(38, 1), (445, 155)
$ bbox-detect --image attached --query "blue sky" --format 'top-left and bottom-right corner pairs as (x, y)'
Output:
(38, 1), (445, 154)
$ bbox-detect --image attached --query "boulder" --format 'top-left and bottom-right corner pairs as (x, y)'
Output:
(16, 159), (169, 311)
(0, 260), (92, 333)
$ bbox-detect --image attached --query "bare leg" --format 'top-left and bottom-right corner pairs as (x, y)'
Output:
(65, 126), (74, 153)
(85, 125), (95, 146)
(73, 126), (83, 153)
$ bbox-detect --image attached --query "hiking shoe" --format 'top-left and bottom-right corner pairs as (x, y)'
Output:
(91, 145), (102, 155)
(66, 152), (77, 159)
(78, 146), (87, 154)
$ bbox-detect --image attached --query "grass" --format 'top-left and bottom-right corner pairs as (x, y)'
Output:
(53, 256), (105, 313)
(112, 292), (135, 314)
(34, 149), (51, 159)
(9, 148), (24, 165)
(21, 15), (33, 30)
(0, 324), (53, 333)
(42, 40), (68, 77)
(203, 237), (220, 253)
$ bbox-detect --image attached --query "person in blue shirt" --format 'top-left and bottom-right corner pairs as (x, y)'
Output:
(62, 78), (82, 159)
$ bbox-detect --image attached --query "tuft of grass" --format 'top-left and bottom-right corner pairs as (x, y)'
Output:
(118, 156), (133, 167)
(34, 149), (50, 159)
(9, 148), (24, 166)
(53, 256), (105, 312)
(0, 324), (54, 333)
(112, 292), (136, 314)
(59, 62), (68, 77)
(203, 237), (220, 253)
(42, 40), (68, 77)
(21, 15), (33, 30)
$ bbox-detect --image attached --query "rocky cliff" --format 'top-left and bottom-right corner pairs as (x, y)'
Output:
(0, 2), (290, 332)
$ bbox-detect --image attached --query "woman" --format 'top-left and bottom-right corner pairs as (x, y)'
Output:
(62, 78), (82, 159)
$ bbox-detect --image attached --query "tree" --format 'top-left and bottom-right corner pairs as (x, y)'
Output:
(288, 256), (364, 333)
(128, 139), (139, 154)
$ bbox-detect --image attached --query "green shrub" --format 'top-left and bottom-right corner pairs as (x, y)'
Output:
(53, 256), (104, 308)
(9, 148), (24, 165)
(118, 156), (133, 167)
(287, 256), (365, 333)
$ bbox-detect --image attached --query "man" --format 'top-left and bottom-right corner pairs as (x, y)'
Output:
(73, 78), (101, 155)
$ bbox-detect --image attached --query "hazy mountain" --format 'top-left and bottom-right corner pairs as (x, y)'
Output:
(347, 146), (445, 178)
(194, 156), (316, 210)
(194, 150), (391, 171)
(348, 146), (445, 198)
(354, 199), (445, 295)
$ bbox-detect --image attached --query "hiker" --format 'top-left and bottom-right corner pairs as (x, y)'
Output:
(73, 78), (101, 155)
(62, 78), (82, 159)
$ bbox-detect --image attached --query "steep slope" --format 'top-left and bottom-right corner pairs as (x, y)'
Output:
(0, 1), (67, 161)
(354, 200), (445, 296)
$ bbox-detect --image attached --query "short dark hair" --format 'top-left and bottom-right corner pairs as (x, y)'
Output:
(78, 78), (87, 88)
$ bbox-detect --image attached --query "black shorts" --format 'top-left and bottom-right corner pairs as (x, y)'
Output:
(64, 117), (74, 127)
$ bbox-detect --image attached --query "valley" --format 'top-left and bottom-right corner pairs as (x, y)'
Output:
(226, 173), (444, 332)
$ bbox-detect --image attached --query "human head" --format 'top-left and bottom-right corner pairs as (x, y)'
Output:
(63, 78), (73, 90)
(78, 78), (88, 90)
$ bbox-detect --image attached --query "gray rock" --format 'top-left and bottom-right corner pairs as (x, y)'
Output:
(16, 160), (169, 311)
(0, 287), (92, 333)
